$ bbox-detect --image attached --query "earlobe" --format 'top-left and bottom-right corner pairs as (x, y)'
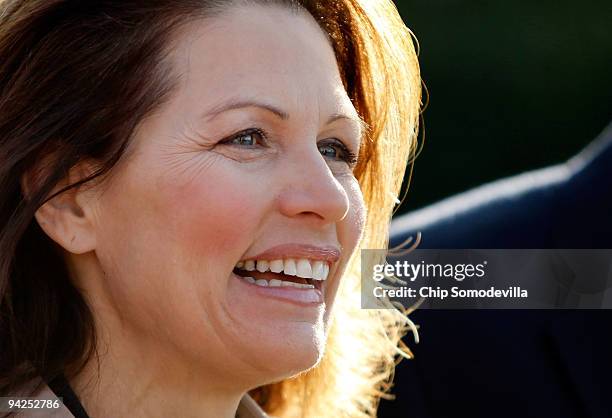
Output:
(23, 163), (98, 255)
(34, 192), (96, 255)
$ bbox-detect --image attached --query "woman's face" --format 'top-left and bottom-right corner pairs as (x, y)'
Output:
(85, 4), (365, 386)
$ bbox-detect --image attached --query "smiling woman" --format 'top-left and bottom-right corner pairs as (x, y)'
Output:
(0, 1), (421, 417)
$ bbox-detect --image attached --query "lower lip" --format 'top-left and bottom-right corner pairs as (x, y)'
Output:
(232, 273), (325, 306)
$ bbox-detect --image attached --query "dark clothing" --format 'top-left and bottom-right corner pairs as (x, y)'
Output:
(379, 122), (612, 418)
(47, 374), (91, 418)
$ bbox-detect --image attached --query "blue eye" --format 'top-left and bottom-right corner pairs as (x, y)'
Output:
(318, 140), (358, 166)
(224, 128), (266, 147)
(319, 144), (338, 158)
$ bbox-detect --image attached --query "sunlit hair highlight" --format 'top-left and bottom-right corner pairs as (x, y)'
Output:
(254, 1), (422, 417)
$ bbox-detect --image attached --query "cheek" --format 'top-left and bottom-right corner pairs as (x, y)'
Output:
(323, 175), (366, 309)
(156, 160), (271, 276)
(339, 175), (366, 251)
(93, 157), (268, 319)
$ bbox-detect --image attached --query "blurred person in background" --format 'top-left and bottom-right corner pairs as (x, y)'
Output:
(379, 1), (612, 417)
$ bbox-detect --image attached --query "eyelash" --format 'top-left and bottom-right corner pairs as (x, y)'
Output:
(221, 127), (268, 148)
(220, 127), (359, 166)
(318, 140), (358, 166)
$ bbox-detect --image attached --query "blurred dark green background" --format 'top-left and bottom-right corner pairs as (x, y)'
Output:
(393, 0), (612, 215)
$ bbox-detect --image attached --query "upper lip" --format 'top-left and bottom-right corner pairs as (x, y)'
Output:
(242, 243), (341, 263)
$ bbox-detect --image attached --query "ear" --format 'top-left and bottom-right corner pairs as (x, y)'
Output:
(21, 161), (99, 255)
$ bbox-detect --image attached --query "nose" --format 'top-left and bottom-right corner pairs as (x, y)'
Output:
(277, 146), (350, 224)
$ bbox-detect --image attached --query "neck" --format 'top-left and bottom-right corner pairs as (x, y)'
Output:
(66, 270), (247, 418)
(70, 321), (246, 418)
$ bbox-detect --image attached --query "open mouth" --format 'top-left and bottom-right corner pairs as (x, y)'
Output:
(233, 258), (330, 292)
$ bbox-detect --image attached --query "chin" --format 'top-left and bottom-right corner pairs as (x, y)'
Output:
(247, 322), (327, 381)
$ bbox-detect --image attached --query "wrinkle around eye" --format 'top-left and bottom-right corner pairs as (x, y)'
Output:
(157, 125), (219, 158)
(160, 146), (223, 187)
(208, 147), (265, 164)
(157, 129), (224, 186)
(329, 164), (358, 179)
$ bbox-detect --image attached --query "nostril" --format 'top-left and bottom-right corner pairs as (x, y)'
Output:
(298, 211), (325, 221)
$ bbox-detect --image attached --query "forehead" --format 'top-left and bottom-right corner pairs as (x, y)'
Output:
(169, 3), (358, 121)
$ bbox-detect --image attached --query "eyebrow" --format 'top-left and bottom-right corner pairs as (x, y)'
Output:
(326, 112), (369, 136)
(203, 98), (368, 134)
(204, 99), (289, 121)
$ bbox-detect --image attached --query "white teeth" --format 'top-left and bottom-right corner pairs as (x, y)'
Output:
(268, 279), (282, 287)
(297, 283), (315, 289)
(281, 280), (294, 287)
(281, 281), (314, 289)
(311, 261), (325, 280)
(236, 257), (331, 280)
(269, 259), (284, 273)
(296, 258), (312, 278)
(283, 259), (297, 276)
(256, 260), (269, 273)
(241, 276), (314, 289)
